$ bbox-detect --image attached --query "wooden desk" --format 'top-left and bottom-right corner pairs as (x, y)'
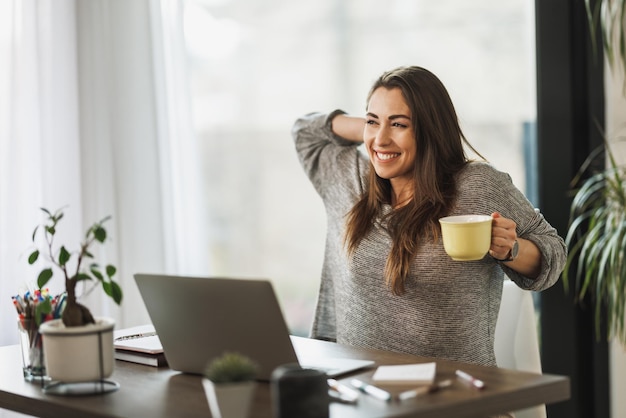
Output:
(0, 336), (569, 418)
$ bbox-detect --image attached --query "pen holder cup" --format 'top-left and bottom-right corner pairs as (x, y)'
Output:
(271, 364), (329, 418)
(18, 318), (46, 381)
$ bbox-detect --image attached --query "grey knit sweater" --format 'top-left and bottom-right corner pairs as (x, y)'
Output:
(293, 111), (567, 366)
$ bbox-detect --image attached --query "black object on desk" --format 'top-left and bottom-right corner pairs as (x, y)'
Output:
(271, 363), (329, 418)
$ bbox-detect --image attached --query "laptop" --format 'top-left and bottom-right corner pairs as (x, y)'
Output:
(134, 273), (374, 380)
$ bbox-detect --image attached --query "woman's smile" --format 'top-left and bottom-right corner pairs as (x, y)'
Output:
(375, 151), (401, 161)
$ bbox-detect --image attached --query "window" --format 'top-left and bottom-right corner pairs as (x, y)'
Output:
(182, 0), (536, 335)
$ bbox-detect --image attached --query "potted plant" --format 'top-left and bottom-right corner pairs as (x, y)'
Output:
(563, 0), (626, 346)
(26, 207), (123, 385)
(202, 352), (259, 418)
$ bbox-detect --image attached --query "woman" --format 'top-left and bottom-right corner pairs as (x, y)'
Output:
(292, 66), (566, 366)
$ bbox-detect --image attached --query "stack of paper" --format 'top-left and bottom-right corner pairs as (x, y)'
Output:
(372, 362), (436, 385)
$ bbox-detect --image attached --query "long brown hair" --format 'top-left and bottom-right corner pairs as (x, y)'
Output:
(344, 66), (482, 295)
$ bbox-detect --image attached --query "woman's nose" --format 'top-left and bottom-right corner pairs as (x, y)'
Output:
(374, 126), (391, 146)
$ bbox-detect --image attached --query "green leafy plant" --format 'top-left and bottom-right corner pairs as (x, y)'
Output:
(564, 0), (626, 346)
(564, 142), (626, 344)
(204, 352), (259, 384)
(27, 207), (123, 327)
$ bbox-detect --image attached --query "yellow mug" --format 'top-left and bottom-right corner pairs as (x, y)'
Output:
(439, 215), (492, 261)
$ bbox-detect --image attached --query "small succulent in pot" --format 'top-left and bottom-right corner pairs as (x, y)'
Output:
(27, 207), (123, 327)
(204, 352), (259, 384)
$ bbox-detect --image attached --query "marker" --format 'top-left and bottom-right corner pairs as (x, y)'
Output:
(397, 379), (453, 401)
(455, 369), (486, 390)
(350, 378), (392, 402)
(327, 379), (360, 403)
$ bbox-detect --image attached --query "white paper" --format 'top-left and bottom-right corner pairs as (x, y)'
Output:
(113, 324), (163, 354)
(372, 362), (436, 384)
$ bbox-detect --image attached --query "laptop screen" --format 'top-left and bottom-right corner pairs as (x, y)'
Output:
(134, 274), (300, 380)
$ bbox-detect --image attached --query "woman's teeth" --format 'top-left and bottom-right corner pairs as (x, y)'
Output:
(377, 152), (399, 160)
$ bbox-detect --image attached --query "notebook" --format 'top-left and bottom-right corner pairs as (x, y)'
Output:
(134, 273), (374, 380)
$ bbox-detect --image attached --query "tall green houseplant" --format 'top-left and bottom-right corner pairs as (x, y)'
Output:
(563, 0), (626, 345)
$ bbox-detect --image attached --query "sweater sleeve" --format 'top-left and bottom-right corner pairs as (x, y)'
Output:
(507, 209), (568, 291)
(292, 110), (366, 200)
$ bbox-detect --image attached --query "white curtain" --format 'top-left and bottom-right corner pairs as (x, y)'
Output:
(0, 0), (207, 346)
(0, 0), (84, 346)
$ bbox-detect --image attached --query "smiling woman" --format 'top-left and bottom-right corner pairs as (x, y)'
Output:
(181, 0), (539, 336)
(291, 66), (566, 370)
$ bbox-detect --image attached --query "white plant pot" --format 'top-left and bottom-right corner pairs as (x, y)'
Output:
(39, 317), (115, 383)
(202, 378), (256, 418)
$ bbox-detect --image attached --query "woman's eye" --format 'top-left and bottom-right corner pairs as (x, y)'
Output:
(392, 122), (407, 128)
(365, 119), (377, 126)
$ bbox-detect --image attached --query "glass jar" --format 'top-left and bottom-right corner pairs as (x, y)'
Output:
(18, 317), (46, 381)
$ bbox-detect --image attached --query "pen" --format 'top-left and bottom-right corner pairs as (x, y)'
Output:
(455, 369), (486, 390)
(397, 379), (453, 401)
(114, 331), (158, 341)
(350, 378), (392, 402)
(328, 379), (360, 403)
